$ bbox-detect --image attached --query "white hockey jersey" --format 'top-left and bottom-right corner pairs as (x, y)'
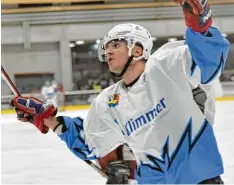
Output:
(83, 27), (230, 184)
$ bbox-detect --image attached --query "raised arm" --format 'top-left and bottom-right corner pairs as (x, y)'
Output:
(175, 0), (230, 84)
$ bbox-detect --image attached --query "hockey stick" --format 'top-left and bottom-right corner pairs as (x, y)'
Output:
(1, 65), (108, 179)
(1, 66), (20, 96)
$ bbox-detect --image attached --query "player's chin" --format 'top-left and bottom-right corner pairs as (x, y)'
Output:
(109, 68), (120, 74)
(108, 64), (121, 73)
(108, 65), (115, 72)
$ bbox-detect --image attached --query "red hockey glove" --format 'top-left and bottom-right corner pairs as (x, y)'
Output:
(174, 0), (212, 32)
(11, 96), (57, 134)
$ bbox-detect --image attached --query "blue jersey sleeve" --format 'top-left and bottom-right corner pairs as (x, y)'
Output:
(185, 27), (230, 84)
(57, 116), (97, 160)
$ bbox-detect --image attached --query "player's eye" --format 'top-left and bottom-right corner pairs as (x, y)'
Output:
(105, 40), (121, 50)
(113, 42), (120, 49)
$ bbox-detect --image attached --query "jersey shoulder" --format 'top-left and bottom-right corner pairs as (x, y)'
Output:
(151, 40), (188, 60)
(146, 41), (191, 73)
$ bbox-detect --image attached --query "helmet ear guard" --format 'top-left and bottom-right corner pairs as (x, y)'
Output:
(125, 36), (136, 58)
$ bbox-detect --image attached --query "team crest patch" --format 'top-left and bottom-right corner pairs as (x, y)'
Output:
(108, 94), (120, 107)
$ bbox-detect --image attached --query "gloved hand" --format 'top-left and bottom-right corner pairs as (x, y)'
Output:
(11, 96), (57, 134)
(174, 0), (212, 32)
(106, 160), (130, 184)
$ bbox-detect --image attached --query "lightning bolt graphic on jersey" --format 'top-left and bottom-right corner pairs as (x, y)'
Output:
(139, 117), (210, 174)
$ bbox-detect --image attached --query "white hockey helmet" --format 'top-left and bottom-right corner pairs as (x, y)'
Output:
(102, 23), (153, 61)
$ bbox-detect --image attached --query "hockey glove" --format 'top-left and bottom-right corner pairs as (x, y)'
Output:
(174, 0), (212, 32)
(106, 160), (130, 184)
(11, 96), (57, 134)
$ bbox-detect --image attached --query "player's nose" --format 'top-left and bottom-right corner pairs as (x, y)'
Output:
(106, 49), (114, 58)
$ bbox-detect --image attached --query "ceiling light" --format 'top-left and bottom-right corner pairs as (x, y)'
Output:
(76, 40), (85, 45)
(69, 43), (75, 47)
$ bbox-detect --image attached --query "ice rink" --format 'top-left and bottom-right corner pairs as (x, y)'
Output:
(1, 101), (234, 184)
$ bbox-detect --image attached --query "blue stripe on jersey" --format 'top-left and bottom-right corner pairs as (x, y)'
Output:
(134, 118), (223, 184)
(58, 116), (97, 160)
(186, 27), (230, 84)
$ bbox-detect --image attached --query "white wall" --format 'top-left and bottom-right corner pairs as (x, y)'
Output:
(1, 43), (60, 94)
(1, 17), (234, 93)
(2, 17), (234, 45)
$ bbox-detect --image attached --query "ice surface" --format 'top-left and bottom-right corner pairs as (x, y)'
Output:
(1, 102), (234, 184)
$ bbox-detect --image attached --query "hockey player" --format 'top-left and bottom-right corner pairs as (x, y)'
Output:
(41, 80), (51, 101)
(57, 83), (65, 111)
(11, 0), (230, 184)
(41, 80), (58, 108)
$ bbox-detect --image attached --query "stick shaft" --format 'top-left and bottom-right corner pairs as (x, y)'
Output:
(1, 65), (21, 96)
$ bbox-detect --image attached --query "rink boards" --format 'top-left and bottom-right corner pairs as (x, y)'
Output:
(1, 96), (234, 115)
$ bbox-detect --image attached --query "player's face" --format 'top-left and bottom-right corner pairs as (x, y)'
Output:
(105, 40), (129, 74)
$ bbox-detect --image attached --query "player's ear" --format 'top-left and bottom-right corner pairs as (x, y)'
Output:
(132, 45), (143, 58)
